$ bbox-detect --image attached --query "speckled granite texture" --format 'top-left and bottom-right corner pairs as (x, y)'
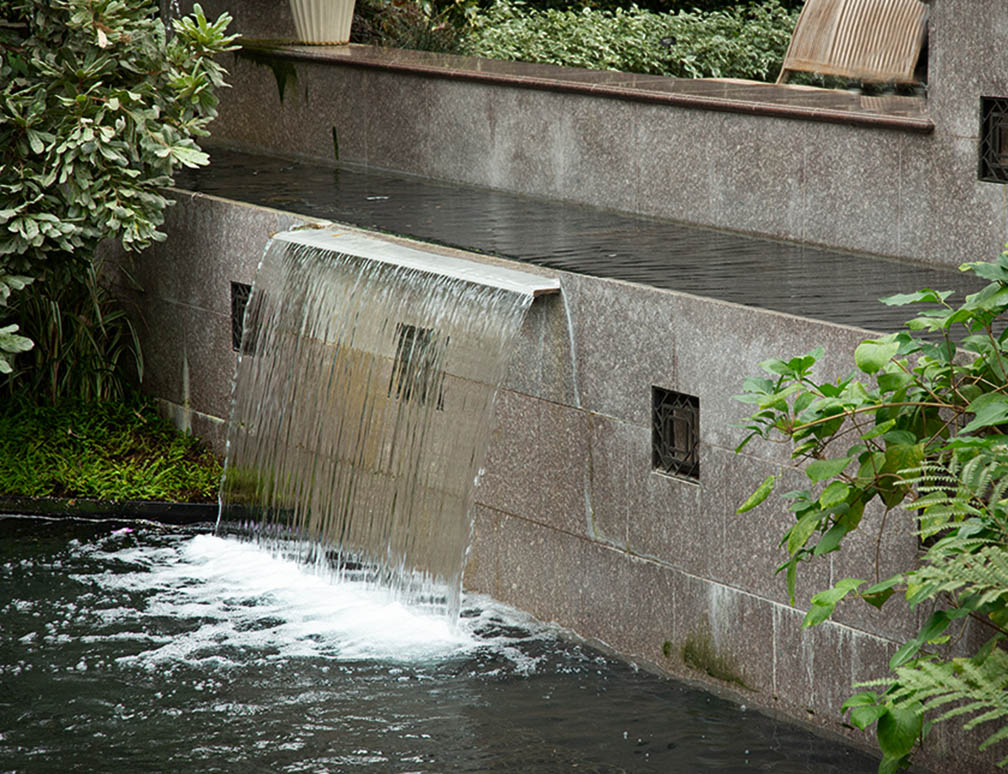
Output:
(116, 190), (1000, 772)
(169, 0), (1008, 270)
(131, 1), (1008, 768)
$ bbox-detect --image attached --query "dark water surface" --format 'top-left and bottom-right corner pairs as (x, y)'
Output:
(176, 146), (984, 334)
(0, 516), (880, 773)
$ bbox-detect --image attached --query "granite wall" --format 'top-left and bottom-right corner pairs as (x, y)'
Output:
(118, 191), (997, 772)
(171, 0), (1008, 270)
(125, 2), (1008, 769)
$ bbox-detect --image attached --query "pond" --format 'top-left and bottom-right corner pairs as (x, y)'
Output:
(1, 515), (880, 773)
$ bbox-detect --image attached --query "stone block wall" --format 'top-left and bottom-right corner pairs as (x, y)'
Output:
(126, 2), (1008, 768)
(171, 0), (1008, 269)
(104, 193), (313, 449)
(122, 191), (999, 772)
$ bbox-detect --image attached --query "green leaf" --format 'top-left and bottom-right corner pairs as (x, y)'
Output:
(856, 451), (886, 486)
(877, 370), (912, 393)
(27, 129), (45, 154)
(850, 703), (888, 730)
(962, 393), (1008, 434)
(961, 260), (1008, 283)
(842, 690), (880, 710)
(876, 704), (923, 759)
(818, 480), (850, 509)
(860, 418), (896, 441)
(880, 288), (953, 306)
(806, 457), (851, 482)
(803, 578), (864, 627)
(812, 519), (848, 556)
(881, 429), (917, 447)
(803, 600), (833, 627)
(878, 753), (910, 774)
(169, 144), (210, 168)
(793, 391), (816, 415)
(862, 575), (902, 609)
(787, 511), (821, 555)
(890, 611), (952, 668)
(855, 336), (899, 374)
(737, 474), (777, 514)
(0, 324), (34, 354)
(759, 347), (823, 378)
(876, 442), (923, 507)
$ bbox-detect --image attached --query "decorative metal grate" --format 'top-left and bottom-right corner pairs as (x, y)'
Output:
(230, 281), (253, 353)
(980, 97), (1008, 183)
(387, 323), (446, 409)
(652, 387), (700, 480)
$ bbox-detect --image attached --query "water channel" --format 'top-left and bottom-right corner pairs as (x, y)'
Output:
(1, 516), (882, 772)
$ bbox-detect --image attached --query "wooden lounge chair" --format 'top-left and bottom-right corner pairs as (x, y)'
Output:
(777, 0), (929, 85)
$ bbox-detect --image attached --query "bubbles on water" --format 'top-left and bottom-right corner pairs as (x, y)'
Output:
(2, 522), (883, 774)
(52, 533), (564, 676)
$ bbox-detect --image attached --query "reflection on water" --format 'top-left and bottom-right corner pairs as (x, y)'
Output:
(0, 517), (880, 773)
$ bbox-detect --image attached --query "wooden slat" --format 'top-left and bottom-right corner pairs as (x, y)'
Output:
(778, 0), (928, 84)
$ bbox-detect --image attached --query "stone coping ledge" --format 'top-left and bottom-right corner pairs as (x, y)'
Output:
(237, 40), (934, 133)
(0, 496), (218, 525)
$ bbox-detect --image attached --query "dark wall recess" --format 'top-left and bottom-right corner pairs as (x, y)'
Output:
(231, 281), (253, 353)
(388, 323), (447, 410)
(652, 387), (700, 480)
(980, 97), (1008, 183)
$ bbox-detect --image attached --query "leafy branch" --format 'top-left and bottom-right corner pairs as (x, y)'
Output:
(736, 250), (1008, 771)
(0, 0), (235, 398)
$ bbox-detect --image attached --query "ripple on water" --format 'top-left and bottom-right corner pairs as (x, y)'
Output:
(0, 518), (881, 773)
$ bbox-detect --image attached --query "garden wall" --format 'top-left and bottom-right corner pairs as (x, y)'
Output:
(172, 0), (1008, 270)
(131, 1), (1008, 769)
(121, 191), (994, 772)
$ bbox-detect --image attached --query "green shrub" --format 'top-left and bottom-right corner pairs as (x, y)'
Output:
(460, 0), (798, 80)
(506, 0), (805, 15)
(13, 263), (142, 404)
(352, 0), (473, 53)
(0, 0), (235, 391)
(736, 251), (1008, 771)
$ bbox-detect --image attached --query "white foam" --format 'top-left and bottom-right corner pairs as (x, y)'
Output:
(87, 535), (479, 669)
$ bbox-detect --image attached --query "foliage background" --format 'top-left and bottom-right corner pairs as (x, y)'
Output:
(0, 0), (234, 398)
(353, 0), (800, 80)
(0, 393), (222, 502)
(460, 0), (796, 79)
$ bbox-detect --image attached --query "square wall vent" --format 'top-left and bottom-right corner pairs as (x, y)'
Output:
(388, 323), (446, 410)
(979, 97), (1008, 183)
(230, 281), (253, 353)
(652, 387), (700, 480)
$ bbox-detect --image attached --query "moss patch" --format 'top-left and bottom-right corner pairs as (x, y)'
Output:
(679, 631), (750, 690)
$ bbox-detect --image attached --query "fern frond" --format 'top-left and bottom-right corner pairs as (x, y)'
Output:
(980, 722), (1008, 752)
(911, 545), (1008, 605)
(883, 645), (1008, 763)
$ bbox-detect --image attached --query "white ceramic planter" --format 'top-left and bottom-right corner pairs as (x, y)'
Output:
(289, 0), (356, 44)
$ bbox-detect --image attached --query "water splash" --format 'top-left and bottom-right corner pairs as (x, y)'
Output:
(218, 236), (533, 621)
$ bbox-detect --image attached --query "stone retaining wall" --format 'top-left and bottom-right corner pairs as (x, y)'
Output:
(172, 0), (1008, 269)
(115, 191), (996, 772)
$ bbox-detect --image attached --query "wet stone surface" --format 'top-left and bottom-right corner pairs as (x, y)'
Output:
(175, 146), (983, 334)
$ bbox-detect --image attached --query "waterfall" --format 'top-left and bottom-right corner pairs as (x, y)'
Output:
(218, 228), (557, 620)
